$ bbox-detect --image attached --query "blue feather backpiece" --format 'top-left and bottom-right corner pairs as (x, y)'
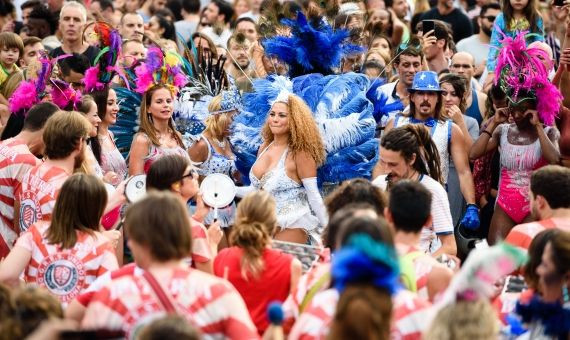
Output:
(230, 73), (379, 185)
(110, 86), (141, 158)
(263, 12), (363, 77)
(366, 79), (405, 124)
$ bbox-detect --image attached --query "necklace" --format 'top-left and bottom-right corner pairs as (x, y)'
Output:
(213, 137), (226, 148)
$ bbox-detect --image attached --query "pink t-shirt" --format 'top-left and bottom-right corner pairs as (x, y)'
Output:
(15, 221), (118, 305)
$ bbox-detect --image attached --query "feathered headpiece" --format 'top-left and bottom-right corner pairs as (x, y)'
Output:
(50, 79), (82, 110)
(263, 11), (363, 77)
(331, 233), (400, 294)
(210, 88), (243, 114)
(494, 30), (561, 125)
(134, 46), (188, 94)
(83, 22), (123, 92)
(9, 54), (63, 114)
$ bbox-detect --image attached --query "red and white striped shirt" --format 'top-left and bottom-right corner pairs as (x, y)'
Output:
(288, 288), (433, 340)
(190, 218), (212, 264)
(81, 265), (260, 339)
(15, 162), (70, 233)
(397, 243), (447, 301)
(0, 138), (40, 257)
(505, 218), (570, 252)
(283, 248), (331, 323)
(14, 221), (118, 305)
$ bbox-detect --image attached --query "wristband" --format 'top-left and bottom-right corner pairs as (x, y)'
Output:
(481, 130), (492, 138)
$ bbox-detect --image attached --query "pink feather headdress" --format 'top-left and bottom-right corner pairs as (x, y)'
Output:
(50, 79), (82, 109)
(9, 53), (67, 115)
(494, 30), (561, 126)
(133, 46), (188, 94)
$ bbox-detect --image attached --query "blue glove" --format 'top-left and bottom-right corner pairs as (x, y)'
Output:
(461, 204), (480, 230)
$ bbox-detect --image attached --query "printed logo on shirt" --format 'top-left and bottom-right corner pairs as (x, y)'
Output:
(37, 253), (85, 302)
(19, 191), (40, 232)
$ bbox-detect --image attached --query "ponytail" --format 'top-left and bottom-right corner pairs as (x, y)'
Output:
(230, 220), (270, 279)
(329, 285), (392, 340)
(231, 191), (277, 279)
(408, 125), (443, 184)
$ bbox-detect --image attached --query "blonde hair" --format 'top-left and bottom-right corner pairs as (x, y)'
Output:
(261, 95), (326, 166)
(423, 299), (500, 340)
(230, 191), (277, 279)
(138, 84), (184, 147)
(204, 94), (232, 138)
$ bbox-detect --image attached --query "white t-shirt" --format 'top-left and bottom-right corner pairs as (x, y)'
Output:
(373, 174), (454, 253)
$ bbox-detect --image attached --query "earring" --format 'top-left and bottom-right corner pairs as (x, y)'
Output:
(563, 284), (569, 303)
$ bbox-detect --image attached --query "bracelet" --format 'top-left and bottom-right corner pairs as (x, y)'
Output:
(481, 130), (492, 137)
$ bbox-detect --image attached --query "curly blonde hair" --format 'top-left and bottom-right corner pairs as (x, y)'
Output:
(261, 94), (326, 166)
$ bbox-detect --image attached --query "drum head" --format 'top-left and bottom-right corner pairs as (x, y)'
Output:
(125, 174), (147, 203)
(200, 173), (236, 208)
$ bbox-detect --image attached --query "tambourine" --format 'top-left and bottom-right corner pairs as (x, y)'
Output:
(125, 174), (147, 203)
(199, 173), (236, 220)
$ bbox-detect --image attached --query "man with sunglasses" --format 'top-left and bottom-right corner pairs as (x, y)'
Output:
(456, 3), (501, 77)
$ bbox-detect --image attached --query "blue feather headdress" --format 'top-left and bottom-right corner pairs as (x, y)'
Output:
(263, 11), (363, 77)
(332, 233), (400, 294)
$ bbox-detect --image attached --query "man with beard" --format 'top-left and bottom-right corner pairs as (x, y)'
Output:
(374, 41), (423, 133)
(384, 71), (479, 231)
(199, 0), (233, 48)
(49, 2), (99, 61)
(419, 0), (473, 42)
(506, 165), (570, 252)
(137, 0), (166, 23)
(24, 5), (59, 51)
(372, 124), (456, 256)
(13, 111), (91, 235)
(226, 33), (254, 92)
(456, 3), (501, 77)
(0, 103), (59, 258)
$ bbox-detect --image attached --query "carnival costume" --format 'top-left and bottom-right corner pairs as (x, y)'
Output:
(493, 31), (562, 223)
(82, 22), (129, 182)
(230, 13), (379, 234)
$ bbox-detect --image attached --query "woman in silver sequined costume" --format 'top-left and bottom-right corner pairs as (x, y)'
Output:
(246, 92), (328, 244)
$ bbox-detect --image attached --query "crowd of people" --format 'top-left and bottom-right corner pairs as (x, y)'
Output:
(0, 0), (567, 338)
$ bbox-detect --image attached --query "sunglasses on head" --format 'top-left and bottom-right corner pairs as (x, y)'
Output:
(397, 40), (422, 53)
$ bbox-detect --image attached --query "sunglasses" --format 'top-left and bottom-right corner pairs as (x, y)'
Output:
(483, 15), (496, 22)
(180, 170), (198, 180)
